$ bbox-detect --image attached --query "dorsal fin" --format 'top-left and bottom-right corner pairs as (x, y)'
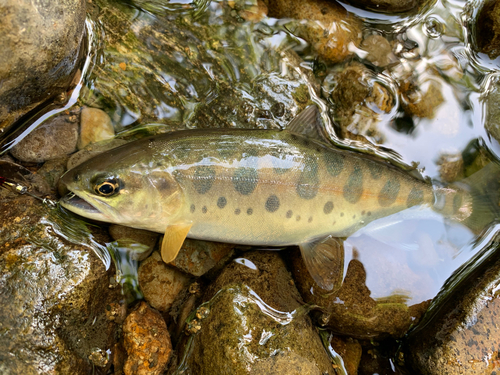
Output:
(287, 105), (330, 144)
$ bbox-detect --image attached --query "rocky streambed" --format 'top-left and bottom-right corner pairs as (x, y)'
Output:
(2, 0), (500, 374)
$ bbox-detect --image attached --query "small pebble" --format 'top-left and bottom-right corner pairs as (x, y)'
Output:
(78, 107), (115, 149)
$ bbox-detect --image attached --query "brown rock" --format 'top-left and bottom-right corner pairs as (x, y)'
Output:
(78, 107), (115, 149)
(265, 0), (362, 63)
(10, 115), (78, 163)
(474, 0), (500, 59)
(138, 251), (191, 312)
(405, 249), (500, 375)
(400, 78), (444, 119)
(170, 238), (234, 277)
(176, 251), (337, 374)
(437, 153), (464, 183)
(330, 336), (362, 375)
(123, 302), (172, 375)
(291, 247), (431, 339)
(0, 195), (121, 374)
(360, 35), (395, 67)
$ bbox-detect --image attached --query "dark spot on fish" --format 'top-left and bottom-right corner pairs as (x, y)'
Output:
(286, 210), (293, 218)
(296, 215), (301, 221)
(324, 152), (344, 177)
(246, 148), (259, 157)
(315, 147), (322, 153)
(453, 194), (463, 213)
(367, 211), (372, 216)
(303, 140), (310, 147)
(217, 196), (227, 209)
(407, 187), (424, 208)
(367, 162), (383, 180)
(202, 206), (207, 214)
(323, 201), (334, 214)
(361, 210), (365, 215)
(157, 178), (170, 191)
(296, 155), (319, 200)
(190, 204), (195, 213)
(308, 217), (313, 223)
(340, 212), (344, 217)
(378, 179), (401, 207)
(233, 167), (258, 195)
(193, 165), (216, 194)
(343, 165), (363, 204)
(235, 208), (241, 215)
(352, 215), (356, 219)
(332, 220), (336, 226)
(265, 195), (280, 212)
(291, 134), (298, 141)
(247, 208), (253, 215)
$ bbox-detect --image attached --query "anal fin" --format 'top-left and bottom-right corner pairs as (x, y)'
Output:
(161, 223), (192, 264)
(299, 235), (345, 291)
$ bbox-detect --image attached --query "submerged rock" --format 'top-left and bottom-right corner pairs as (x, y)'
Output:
(123, 302), (172, 375)
(109, 225), (158, 261)
(174, 251), (337, 374)
(0, 0), (86, 134)
(265, 0), (362, 63)
(329, 336), (362, 375)
(474, 0), (500, 60)
(405, 247), (500, 374)
(483, 78), (500, 145)
(0, 195), (121, 375)
(78, 107), (115, 149)
(290, 248), (431, 339)
(10, 114), (79, 163)
(342, 0), (427, 14)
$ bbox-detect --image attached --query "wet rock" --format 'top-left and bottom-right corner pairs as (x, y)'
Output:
(342, 0), (426, 13)
(236, 0), (269, 22)
(37, 157), (69, 191)
(484, 78), (500, 145)
(400, 76), (444, 119)
(326, 63), (394, 143)
(0, 0), (86, 134)
(437, 153), (464, 183)
(474, 0), (500, 59)
(405, 249), (500, 375)
(170, 238), (234, 277)
(360, 35), (396, 67)
(175, 251), (336, 374)
(290, 248), (431, 339)
(109, 225), (158, 261)
(329, 336), (362, 375)
(10, 115), (78, 163)
(265, 0), (362, 63)
(138, 251), (191, 312)
(0, 195), (121, 375)
(78, 107), (115, 149)
(67, 138), (128, 170)
(123, 301), (172, 375)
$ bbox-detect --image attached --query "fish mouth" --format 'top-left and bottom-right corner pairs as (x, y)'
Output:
(60, 192), (108, 221)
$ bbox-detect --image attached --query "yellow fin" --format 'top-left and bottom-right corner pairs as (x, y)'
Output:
(161, 223), (192, 263)
(299, 235), (345, 291)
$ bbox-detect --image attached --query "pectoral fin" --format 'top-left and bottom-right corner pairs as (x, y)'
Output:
(299, 235), (345, 291)
(161, 223), (192, 264)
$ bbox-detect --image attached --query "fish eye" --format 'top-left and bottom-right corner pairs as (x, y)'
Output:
(94, 178), (121, 196)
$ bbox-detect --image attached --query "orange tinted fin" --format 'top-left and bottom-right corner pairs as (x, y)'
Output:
(299, 235), (345, 291)
(161, 223), (192, 263)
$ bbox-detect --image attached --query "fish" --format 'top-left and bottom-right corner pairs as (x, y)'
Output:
(58, 106), (500, 290)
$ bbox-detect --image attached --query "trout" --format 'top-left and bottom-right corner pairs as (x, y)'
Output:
(58, 106), (499, 290)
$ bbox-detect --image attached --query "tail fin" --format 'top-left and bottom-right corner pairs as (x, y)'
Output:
(457, 162), (500, 233)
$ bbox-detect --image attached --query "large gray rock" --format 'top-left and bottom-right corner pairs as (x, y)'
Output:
(0, 192), (121, 375)
(0, 0), (86, 134)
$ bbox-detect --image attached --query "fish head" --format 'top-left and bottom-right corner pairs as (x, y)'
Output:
(59, 145), (184, 232)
